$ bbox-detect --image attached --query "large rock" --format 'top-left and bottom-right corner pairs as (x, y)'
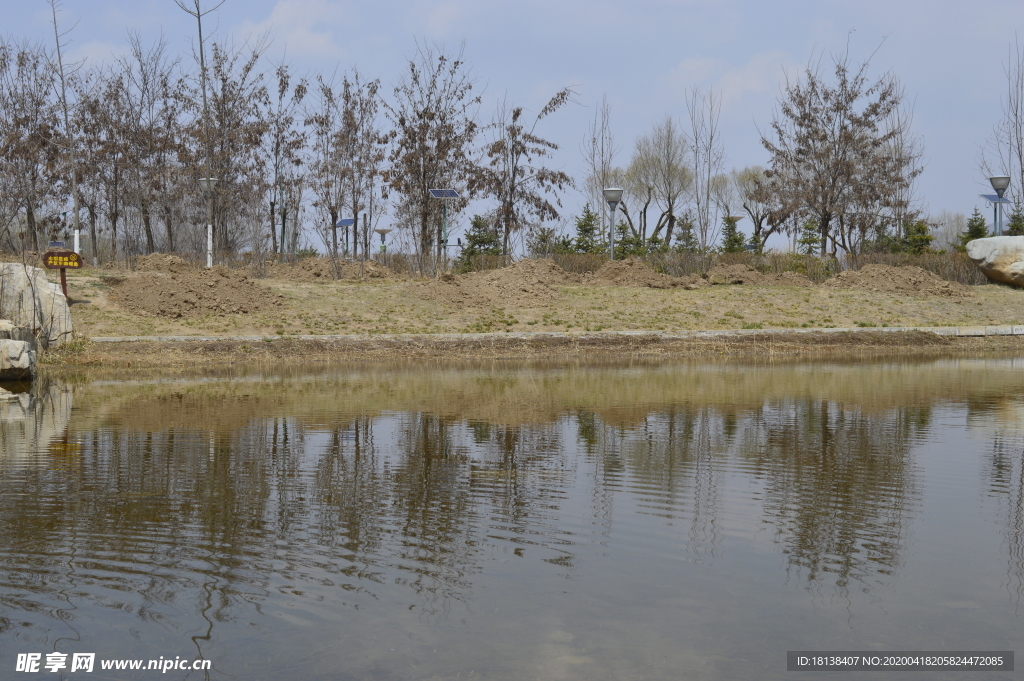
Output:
(0, 262), (73, 347)
(0, 380), (72, 460)
(966, 236), (1024, 287)
(0, 339), (35, 381)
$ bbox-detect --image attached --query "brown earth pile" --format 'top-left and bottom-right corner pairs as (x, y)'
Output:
(264, 257), (397, 282)
(589, 257), (705, 289)
(265, 257), (337, 282)
(705, 264), (814, 287)
(352, 259), (396, 279)
(417, 259), (572, 308)
(706, 263), (762, 285)
(825, 264), (972, 297)
(109, 266), (283, 318)
(135, 253), (191, 273)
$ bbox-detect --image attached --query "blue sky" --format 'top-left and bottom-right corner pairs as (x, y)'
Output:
(13, 0), (1024, 245)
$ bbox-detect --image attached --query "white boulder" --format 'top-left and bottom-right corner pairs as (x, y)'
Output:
(0, 339), (35, 381)
(0, 262), (73, 347)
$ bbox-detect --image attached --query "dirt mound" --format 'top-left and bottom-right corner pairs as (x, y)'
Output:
(706, 264), (763, 285)
(135, 253), (191, 273)
(825, 264), (972, 297)
(417, 259), (572, 308)
(265, 257), (337, 282)
(265, 257), (397, 282)
(109, 266), (283, 318)
(589, 257), (704, 289)
(348, 259), (396, 279)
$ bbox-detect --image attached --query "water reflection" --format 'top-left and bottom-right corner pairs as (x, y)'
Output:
(2, 360), (1024, 679)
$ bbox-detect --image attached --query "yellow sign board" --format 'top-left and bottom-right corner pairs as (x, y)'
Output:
(42, 251), (82, 270)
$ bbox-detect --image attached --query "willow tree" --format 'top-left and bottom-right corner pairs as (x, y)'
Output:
(624, 116), (692, 248)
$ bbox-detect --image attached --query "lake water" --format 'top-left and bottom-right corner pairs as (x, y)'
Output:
(1, 358), (1023, 680)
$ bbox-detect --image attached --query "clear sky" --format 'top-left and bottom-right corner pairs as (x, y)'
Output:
(13, 0), (1024, 245)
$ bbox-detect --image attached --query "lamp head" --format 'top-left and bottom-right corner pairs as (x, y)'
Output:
(603, 187), (623, 205)
(990, 175), (1011, 198)
(198, 177), (219, 196)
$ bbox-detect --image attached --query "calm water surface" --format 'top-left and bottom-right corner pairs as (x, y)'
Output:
(1, 359), (1023, 680)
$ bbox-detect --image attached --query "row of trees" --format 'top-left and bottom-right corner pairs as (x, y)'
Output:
(0, 1), (574, 272)
(561, 50), (925, 260)
(4, 5), (1020, 268)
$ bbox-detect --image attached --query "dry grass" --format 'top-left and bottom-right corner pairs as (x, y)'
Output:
(50, 259), (1024, 342)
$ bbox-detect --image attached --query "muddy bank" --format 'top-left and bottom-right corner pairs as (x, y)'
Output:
(38, 329), (1024, 372)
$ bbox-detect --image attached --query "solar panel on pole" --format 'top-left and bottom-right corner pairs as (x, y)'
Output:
(428, 190), (459, 259)
(980, 195), (1012, 235)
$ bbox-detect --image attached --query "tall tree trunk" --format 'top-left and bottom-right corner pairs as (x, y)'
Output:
(665, 213), (677, 246)
(142, 204), (155, 254)
(269, 200), (278, 255)
(88, 202), (98, 265)
(352, 212), (359, 259)
(110, 209), (119, 260)
(26, 201), (38, 252)
(163, 205), (174, 252)
(329, 207), (338, 259)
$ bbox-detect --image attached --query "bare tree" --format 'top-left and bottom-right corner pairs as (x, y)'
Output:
(203, 39), (271, 253)
(930, 210), (967, 252)
(0, 39), (61, 252)
(478, 88), (574, 254)
(306, 72), (346, 267)
(174, 0), (224, 173)
(981, 37), (1024, 203)
(260, 61), (306, 261)
(687, 87), (725, 256)
(761, 50), (920, 255)
(117, 33), (182, 255)
(732, 166), (779, 253)
(48, 0), (85, 257)
(337, 71), (386, 261)
(581, 95), (618, 245)
(383, 43), (480, 271)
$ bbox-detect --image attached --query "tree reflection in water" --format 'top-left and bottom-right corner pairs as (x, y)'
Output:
(2, 362), (1024, 673)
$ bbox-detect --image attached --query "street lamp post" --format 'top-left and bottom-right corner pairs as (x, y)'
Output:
(603, 187), (623, 260)
(990, 176), (1011, 235)
(198, 177), (218, 268)
(428, 189), (459, 272)
(374, 228), (393, 256)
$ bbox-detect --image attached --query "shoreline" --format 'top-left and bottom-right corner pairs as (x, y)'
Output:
(39, 326), (1024, 372)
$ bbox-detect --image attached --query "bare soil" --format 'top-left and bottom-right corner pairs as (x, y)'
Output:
(264, 257), (397, 282)
(707, 263), (815, 287)
(108, 265), (284, 318)
(825, 263), (972, 297)
(588, 257), (704, 289)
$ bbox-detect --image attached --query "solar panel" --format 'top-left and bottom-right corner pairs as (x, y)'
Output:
(428, 188), (459, 199)
(980, 194), (1012, 204)
(335, 219), (355, 227)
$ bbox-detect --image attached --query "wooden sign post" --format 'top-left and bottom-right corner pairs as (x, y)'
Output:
(42, 250), (82, 299)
